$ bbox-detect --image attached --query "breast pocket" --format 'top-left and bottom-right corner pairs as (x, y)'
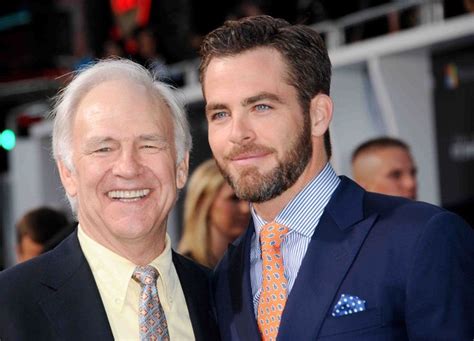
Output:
(318, 307), (383, 337)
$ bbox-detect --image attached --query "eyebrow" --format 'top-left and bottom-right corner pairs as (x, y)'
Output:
(205, 92), (283, 113)
(205, 102), (228, 113)
(241, 92), (283, 107)
(84, 136), (115, 149)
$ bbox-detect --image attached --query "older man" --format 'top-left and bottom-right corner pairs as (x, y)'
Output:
(0, 60), (219, 340)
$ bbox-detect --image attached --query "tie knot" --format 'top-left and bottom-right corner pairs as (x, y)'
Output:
(133, 265), (159, 286)
(260, 222), (288, 250)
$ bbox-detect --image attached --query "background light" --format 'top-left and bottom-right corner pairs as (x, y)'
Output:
(0, 129), (16, 151)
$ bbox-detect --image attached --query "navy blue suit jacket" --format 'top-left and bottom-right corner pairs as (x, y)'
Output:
(0, 230), (219, 340)
(214, 177), (474, 340)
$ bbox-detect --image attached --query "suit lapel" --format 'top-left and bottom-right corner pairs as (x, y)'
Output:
(278, 177), (378, 340)
(229, 223), (261, 340)
(38, 232), (114, 339)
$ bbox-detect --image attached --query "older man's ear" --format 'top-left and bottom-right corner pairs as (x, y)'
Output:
(176, 153), (189, 190)
(57, 160), (78, 198)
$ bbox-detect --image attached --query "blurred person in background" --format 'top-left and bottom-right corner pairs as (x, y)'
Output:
(16, 206), (69, 263)
(179, 159), (250, 268)
(351, 137), (417, 199)
(85, 0), (196, 63)
(465, 0), (474, 12)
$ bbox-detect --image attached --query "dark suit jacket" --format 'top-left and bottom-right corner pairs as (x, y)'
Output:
(214, 176), (474, 340)
(0, 230), (219, 340)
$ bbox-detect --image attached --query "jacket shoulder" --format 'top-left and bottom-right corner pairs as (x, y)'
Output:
(173, 251), (212, 277)
(0, 250), (55, 295)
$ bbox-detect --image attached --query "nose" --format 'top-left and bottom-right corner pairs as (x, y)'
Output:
(403, 174), (417, 199)
(112, 148), (143, 178)
(229, 113), (255, 145)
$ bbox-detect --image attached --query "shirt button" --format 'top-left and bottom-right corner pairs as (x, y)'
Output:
(115, 298), (121, 305)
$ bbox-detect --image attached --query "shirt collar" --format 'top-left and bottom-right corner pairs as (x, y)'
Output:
(149, 233), (176, 307)
(77, 225), (176, 311)
(251, 162), (340, 238)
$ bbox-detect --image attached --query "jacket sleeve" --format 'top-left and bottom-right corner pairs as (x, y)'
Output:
(405, 211), (474, 339)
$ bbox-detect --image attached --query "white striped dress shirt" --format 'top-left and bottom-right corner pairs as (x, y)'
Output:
(250, 163), (341, 314)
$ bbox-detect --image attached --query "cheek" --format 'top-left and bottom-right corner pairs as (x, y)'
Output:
(223, 204), (244, 226)
(395, 180), (406, 189)
(383, 180), (402, 193)
(77, 164), (106, 188)
(230, 202), (244, 214)
(153, 164), (177, 185)
(208, 129), (226, 155)
(74, 161), (117, 201)
(210, 202), (228, 223)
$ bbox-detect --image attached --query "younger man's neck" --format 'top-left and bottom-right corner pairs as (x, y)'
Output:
(253, 160), (328, 222)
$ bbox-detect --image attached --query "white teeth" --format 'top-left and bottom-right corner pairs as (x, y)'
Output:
(107, 189), (150, 200)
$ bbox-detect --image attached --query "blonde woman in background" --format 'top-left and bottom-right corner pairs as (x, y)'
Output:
(179, 159), (250, 268)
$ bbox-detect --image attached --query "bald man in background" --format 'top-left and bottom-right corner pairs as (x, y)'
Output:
(351, 137), (417, 200)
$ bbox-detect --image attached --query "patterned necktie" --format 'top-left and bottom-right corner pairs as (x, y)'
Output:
(257, 222), (289, 341)
(133, 265), (170, 341)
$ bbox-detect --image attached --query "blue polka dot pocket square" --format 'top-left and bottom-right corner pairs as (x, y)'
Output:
(332, 294), (366, 317)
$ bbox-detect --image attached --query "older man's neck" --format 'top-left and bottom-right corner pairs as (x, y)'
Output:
(81, 224), (167, 265)
(115, 237), (167, 266)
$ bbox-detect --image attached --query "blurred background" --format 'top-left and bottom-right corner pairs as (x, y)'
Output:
(1, 0), (473, 269)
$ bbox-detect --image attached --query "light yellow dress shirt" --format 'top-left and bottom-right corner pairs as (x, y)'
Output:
(78, 226), (195, 340)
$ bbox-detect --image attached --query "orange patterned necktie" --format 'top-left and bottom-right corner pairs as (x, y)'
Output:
(257, 222), (289, 341)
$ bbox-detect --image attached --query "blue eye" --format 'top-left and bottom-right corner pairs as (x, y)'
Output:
(211, 111), (229, 121)
(255, 104), (271, 111)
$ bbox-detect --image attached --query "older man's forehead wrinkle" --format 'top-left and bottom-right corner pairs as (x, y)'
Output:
(139, 133), (169, 143)
(80, 133), (170, 152)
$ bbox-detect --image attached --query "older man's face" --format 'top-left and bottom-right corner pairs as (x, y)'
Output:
(58, 79), (187, 249)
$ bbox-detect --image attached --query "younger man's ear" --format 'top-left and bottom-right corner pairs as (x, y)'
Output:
(309, 93), (333, 137)
(176, 152), (189, 189)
